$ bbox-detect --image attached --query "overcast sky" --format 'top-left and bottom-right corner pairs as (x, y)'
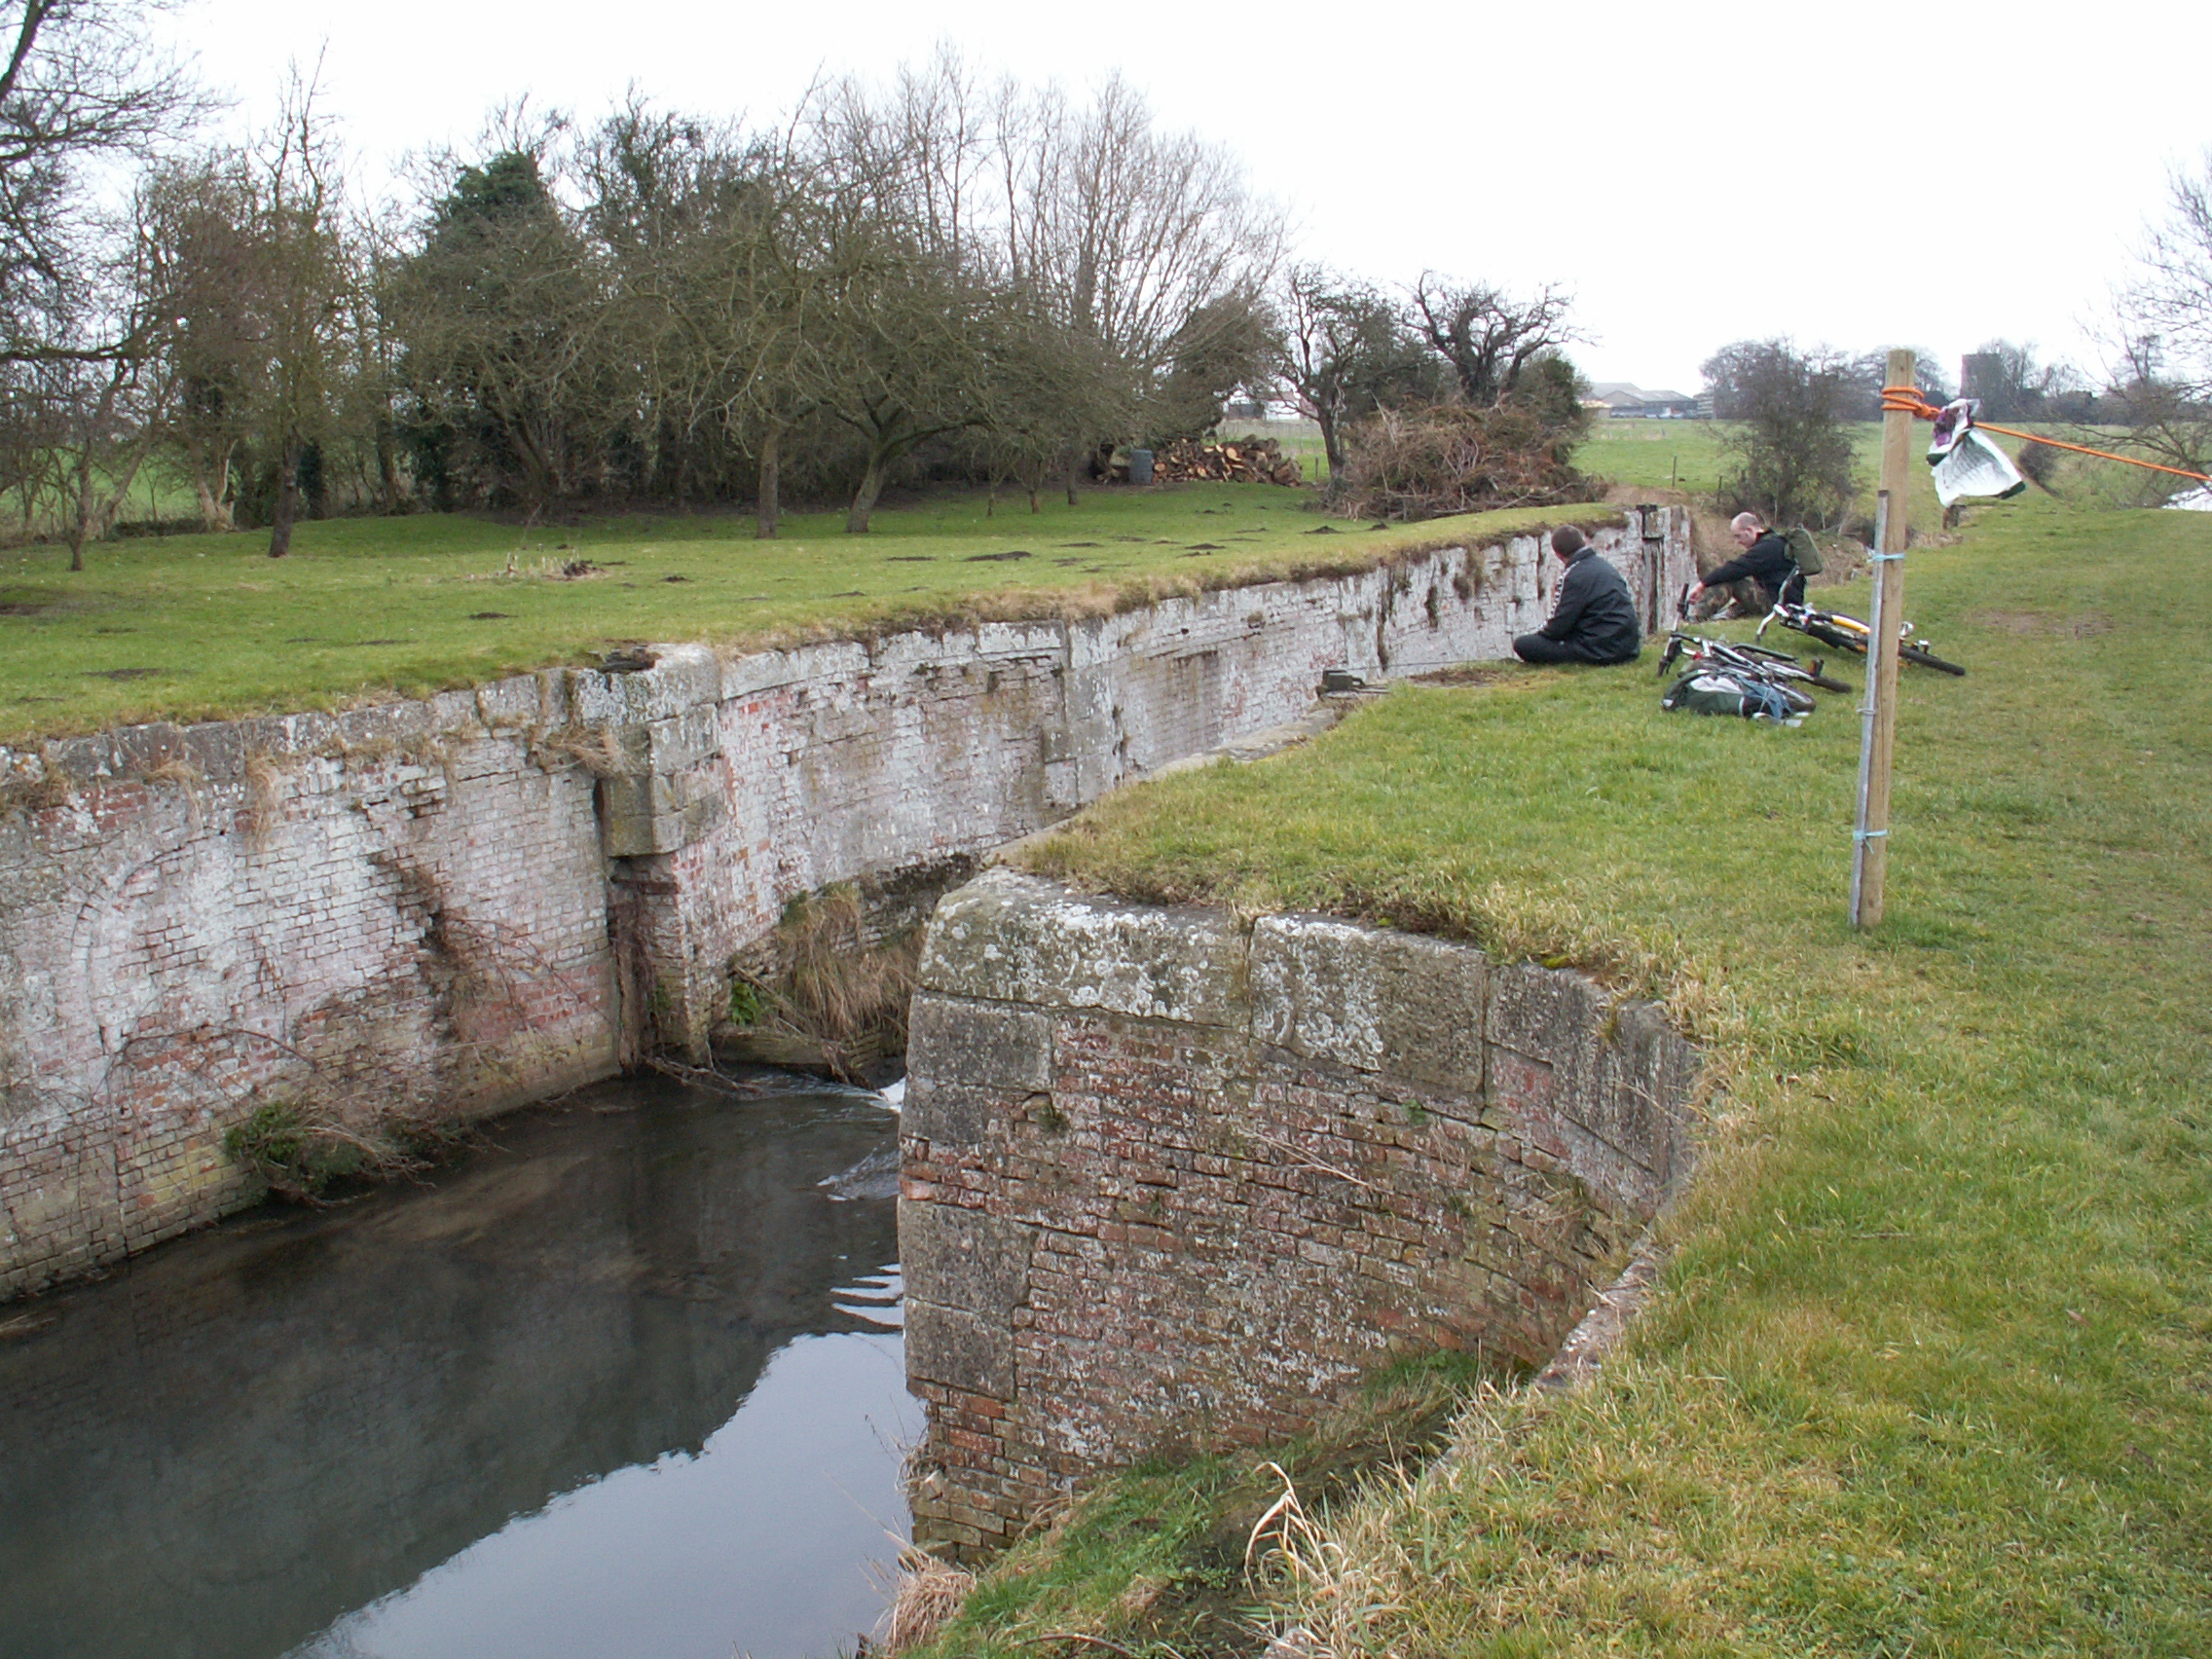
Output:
(153, 0), (2212, 395)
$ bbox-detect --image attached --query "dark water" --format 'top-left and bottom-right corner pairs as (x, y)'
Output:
(0, 1077), (915, 1659)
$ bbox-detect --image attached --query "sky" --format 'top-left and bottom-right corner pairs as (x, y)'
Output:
(151, 0), (2212, 396)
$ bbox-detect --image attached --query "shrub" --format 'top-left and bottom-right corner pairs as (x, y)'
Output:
(1333, 398), (1594, 522)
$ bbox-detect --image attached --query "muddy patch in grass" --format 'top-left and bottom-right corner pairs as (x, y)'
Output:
(1971, 608), (2111, 639)
(1412, 663), (1528, 688)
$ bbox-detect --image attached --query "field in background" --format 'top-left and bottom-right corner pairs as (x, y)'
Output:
(923, 486), (2212, 1657)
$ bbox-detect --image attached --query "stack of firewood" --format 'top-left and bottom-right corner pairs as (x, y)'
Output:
(1132, 435), (1304, 486)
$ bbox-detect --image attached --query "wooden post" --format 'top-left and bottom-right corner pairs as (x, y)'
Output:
(1851, 347), (1915, 928)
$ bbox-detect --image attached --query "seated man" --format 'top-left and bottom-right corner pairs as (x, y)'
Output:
(1513, 527), (1642, 665)
(1690, 513), (1803, 613)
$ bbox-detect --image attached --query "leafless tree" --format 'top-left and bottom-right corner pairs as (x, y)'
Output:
(0, 0), (200, 361)
(1410, 276), (1574, 406)
(2108, 150), (2212, 479)
(1276, 264), (1441, 477)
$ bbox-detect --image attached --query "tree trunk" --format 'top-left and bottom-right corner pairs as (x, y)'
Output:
(376, 423), (404, 515)
(268, 435), (302, 558)
(756, 426), (781, 538)
(1319, 412), (1345, 482)
(190, 454), (232, 532)
(1063, 448), (1081, 508)
(845, 452), (887, 534)
(67, 444), (95, 571)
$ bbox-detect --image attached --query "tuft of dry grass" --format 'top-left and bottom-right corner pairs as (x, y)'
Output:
(883, 1546), (977, 1654)
(0, 763), (69, 815)
(240, 751), (285, 839)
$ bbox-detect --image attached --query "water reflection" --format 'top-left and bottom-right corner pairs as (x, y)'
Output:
(0, 1078), (914, 1659)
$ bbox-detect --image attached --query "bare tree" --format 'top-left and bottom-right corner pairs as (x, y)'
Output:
(0, 0), (199, 361)
(2108, 150), (2212, 479)
(1410, 276), (1573, 406)
(1276, 263), (1440, 477)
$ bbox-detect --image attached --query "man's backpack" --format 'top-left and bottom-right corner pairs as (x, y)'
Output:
(1783, 526), (1825, 577)
(1662, 669), (1805, 724)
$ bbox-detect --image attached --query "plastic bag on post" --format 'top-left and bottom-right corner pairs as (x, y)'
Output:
(1931, 428), (2027, 505)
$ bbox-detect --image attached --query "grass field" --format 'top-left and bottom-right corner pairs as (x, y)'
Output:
(0, 492), (1602, 747)
(909, 486), (2212, 1655)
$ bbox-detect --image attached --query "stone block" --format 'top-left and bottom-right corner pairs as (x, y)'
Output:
(566, 643), (723, 726)
(597, 764), (726, 856)
(1249, 915), (1486, 1092)
(603, 705), (720, 776)
(901, 1200), (1033, 1315)
(474, 675), (540, 731)
(332, 701), (435, 754)
(1488, 960), (1604, 1099)
(919, 868), (1247, 1027)
(903, 1079), (1014, 1149)
(907, 1298), (1016, 1400)
(909, 995), (1051, 1092)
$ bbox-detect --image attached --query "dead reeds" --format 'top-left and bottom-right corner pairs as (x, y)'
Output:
(723, 884), (920, 1082)
(880, 1544), (976, 1654)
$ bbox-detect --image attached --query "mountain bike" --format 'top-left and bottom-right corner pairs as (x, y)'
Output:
(1754, 580), (1967, 677)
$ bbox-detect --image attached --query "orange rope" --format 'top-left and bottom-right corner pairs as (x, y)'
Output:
(1879, 384), (2212, 485)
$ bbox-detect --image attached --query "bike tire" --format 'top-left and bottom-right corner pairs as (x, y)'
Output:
(1804, 621), (1866, 655)
(1900, 645), (1967, 677)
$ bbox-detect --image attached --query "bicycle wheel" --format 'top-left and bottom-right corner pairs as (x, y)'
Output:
(1804, 621), (1865, 655)
(1900, 645), (1967, 676)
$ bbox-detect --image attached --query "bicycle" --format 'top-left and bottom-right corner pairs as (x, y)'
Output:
(1655, 632), (1845, 717)
(1752, 571), (1968, 677)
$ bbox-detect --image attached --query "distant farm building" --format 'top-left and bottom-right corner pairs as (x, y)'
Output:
(1587, 383), (1702, 419)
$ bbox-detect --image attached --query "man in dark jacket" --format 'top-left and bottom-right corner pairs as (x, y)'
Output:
(1513, 527), (1642, 665)
(1690, 513), (1803, 611)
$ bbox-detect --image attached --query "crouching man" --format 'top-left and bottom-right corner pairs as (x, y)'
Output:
(1513, 527), (1642, 665)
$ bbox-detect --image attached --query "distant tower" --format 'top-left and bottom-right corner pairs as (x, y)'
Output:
(1960, 352), (2002, 402)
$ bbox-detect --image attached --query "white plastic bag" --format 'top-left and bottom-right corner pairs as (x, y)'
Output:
(1931, 427), (2027, 506)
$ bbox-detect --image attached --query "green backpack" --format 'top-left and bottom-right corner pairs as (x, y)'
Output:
(1784, 526), (1825, 577)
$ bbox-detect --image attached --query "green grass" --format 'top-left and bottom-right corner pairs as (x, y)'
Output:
(919, 1352), (1504, 1659)
(940, 488), (2212, 1654)
(0, 489), (1604, 746)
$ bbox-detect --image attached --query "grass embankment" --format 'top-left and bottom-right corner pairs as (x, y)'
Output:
(0, 491), (1600, 747)
(917, 490), (2212, 1655)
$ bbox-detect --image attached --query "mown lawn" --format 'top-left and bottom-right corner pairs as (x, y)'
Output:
(921, 487), (2211, 1655)
(0, 490), (1598, 747)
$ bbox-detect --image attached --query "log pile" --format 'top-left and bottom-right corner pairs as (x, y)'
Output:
(1132, 435), (1304, 486)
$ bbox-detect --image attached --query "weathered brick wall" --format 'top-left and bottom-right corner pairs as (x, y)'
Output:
(0, 511), (1692, 1297)
(900, 871), (1700, 1555)
(624, 513), (1694, 1047)
(0, 693), (616, 1296)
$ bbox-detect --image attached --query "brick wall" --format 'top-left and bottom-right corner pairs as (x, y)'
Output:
(0, 511), (1693, 1297)
(900, 871), (1701, 1555)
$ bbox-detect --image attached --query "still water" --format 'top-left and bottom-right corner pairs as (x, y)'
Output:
(0, 1077), (915, 1659)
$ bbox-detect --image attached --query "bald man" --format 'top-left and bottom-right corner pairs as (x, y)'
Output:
(1689, 513), (1803, 612)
